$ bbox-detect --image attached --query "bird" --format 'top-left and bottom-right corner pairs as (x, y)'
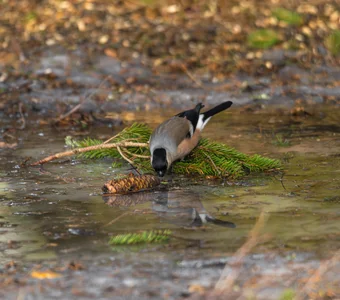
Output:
(149, 101), (233, 177)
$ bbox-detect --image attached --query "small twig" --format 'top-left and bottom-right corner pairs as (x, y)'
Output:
(117, 145), (134, 165)
(202, 151), (220, 175)
(55, 75), (111, 123)
(123, 147), (150, 159)
(103, 211), (131, 227)
(17, 102), (26, 130)
(104, 136), (140, 144)
(273, 172), (287, 191)
(103, 132), (121, 144)
(279, 172), (287, 191)
(181, 63), (203, 87)
(30, 142), (148, 166)
(55, 103), (82, 123)
(11, 37), (27, 62)
(277, 172), (287, 191)
(128, 163), (141, 175)
(213, 211), (268, 296)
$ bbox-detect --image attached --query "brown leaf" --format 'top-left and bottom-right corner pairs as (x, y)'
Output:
(31, 270), (62, 279)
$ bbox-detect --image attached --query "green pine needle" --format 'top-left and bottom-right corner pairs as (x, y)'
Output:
(109, 230), (172, 245)
(65, 123), (282, 178)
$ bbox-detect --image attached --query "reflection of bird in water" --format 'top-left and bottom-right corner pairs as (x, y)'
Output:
(152, 190), (235, 228)
(103, 189), (235, 228)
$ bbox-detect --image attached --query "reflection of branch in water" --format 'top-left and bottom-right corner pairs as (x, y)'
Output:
(213, 211), (268, 296)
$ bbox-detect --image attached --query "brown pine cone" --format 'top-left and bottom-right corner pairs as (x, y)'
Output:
(102, 173), (161, 194)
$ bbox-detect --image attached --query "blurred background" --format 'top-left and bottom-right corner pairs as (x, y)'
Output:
(1, 0), (339, 97)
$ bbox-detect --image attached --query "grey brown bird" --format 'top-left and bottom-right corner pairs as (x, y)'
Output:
(149, 101), (233, 177)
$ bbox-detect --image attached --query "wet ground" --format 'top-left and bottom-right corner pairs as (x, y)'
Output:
(1, 104), (340, 299)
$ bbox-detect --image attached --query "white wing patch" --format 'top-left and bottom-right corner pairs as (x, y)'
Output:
(196, 114), (211, 131)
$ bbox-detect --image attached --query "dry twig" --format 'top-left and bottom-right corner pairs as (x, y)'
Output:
(18, 102), (26, 130)
(122, 147), (150, 159)
(103, 211), (131, 227)
(116, 145), (134, 165)
(30, 141), (148, 166)
(54, 75), (111, 123)
(202, 151), (221, 176)
(213, 211), (268, 296)
(181, 64), (203, 87)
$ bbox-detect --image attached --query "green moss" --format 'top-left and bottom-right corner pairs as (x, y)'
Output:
(325, 30), (340, 55)
(279, 289), (295, 300)
(247, 29), (280, 49)
(272, 8), (303, 26)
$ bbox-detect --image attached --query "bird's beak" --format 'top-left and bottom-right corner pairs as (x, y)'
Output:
(157, 170), (165, 177)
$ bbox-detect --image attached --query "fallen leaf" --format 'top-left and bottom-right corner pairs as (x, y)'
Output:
(188, 284), (205, 294)
(0, 142), (17, 149)
(31, 270), (62, 279)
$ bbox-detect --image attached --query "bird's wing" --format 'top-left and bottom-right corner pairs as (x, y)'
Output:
(150, 116), (191, 152)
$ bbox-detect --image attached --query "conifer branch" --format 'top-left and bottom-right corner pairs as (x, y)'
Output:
(30, 123), (282, 179)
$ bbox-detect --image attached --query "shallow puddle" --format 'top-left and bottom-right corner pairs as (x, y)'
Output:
(1, 105), (340, 298)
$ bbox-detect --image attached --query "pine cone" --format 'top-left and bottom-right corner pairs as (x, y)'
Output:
(102, 173), (161, 194)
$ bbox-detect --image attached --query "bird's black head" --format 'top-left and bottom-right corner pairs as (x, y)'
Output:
(152, 148), (168, 177)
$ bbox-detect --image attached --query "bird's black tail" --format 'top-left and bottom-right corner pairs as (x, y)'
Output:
(176, 103), (205, 133)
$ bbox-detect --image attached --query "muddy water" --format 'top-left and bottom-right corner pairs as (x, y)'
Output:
(1, 106), (340, 298)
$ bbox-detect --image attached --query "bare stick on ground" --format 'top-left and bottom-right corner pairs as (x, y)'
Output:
(18, 102), (26, 130)
(213, 211), (268, 296)
(30, 142), (148, 166)
(180, 63), (203, 87)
